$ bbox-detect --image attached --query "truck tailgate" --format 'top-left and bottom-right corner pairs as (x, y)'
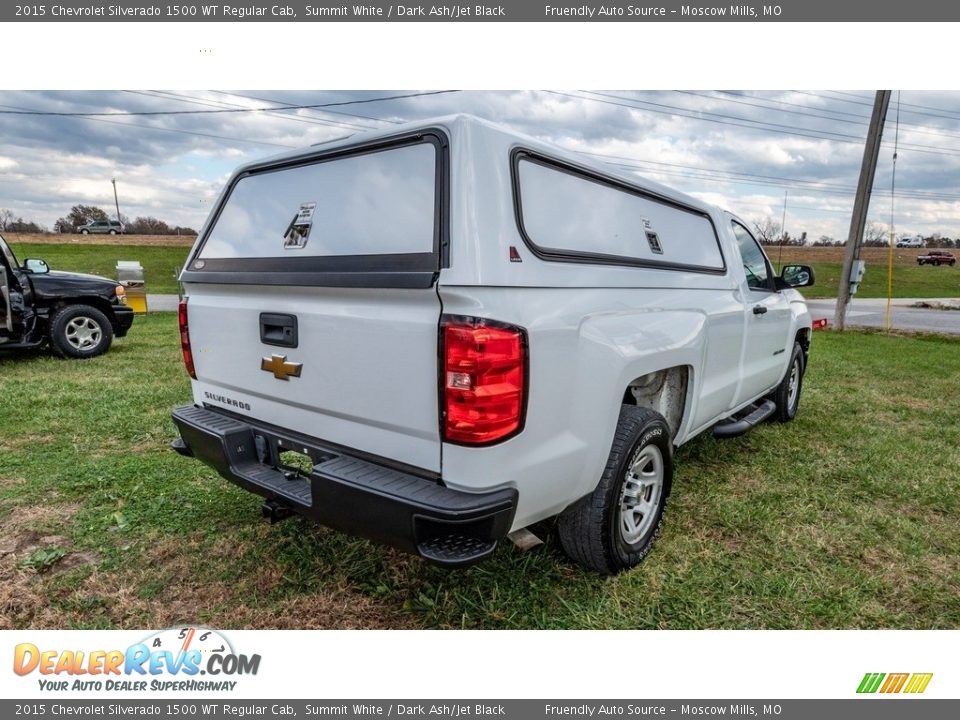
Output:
(187, 283), (442, 473)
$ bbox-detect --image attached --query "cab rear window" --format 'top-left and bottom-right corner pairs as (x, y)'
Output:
(199, 141), (437, 260)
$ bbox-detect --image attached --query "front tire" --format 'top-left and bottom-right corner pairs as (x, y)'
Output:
(558, 406), (673, 574)
(49, 305), (114, 359)
(80, 229), (90, 235)
(772, 342), (805, 423)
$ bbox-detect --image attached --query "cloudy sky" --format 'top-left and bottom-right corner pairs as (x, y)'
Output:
(1, 89), (959, 241)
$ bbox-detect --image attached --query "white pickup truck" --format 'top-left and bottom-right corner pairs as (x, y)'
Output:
(171, 115), (814, 574)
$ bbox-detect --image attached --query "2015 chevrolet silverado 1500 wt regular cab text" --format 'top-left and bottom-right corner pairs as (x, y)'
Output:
(170, 115), (815, 574)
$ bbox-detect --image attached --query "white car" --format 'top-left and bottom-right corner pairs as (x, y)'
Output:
(170, 115), (814, 574)
(896, 236), (924, 248)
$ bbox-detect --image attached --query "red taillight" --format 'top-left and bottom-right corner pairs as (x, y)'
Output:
(442, 316), (526, 445)
(812, 318), (828, 330)
(178, 299), (196, 379)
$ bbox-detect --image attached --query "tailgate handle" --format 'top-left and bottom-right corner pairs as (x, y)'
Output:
(260, 313), (298, 348)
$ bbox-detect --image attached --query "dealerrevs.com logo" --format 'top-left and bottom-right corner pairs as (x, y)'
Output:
(13, 627), (261, 693)
(857, 672), (933, 694)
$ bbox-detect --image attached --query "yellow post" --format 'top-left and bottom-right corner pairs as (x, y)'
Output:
(885, 230), (894, 331)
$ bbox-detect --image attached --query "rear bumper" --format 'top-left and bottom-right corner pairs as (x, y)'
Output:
(112, 306), (134, 337)
(170, 405), (517, 568)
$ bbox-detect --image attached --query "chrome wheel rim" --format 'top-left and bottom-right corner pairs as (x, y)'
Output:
(787, 357), (801, 410)
(619, 444), (664, 545)
(65, 316), (102, 350)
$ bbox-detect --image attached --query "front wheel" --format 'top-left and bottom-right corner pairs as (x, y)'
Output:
(80, 229), (89, 235)
(49, 305), (114, 359)
(772, 342), (805, 422)
(558, 406), (673, 574)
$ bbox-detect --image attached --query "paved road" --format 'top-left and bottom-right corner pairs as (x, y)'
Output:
(146, 293), (960, 335)
(807, 297), (960, 335)
(146, 294), (179, 311)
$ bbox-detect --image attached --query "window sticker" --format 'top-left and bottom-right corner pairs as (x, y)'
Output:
(283, 202), (317, 249)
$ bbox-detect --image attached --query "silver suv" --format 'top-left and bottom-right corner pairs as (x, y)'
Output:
(77, 220), (124, 235)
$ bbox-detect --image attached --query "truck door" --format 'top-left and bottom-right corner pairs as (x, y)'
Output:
(729, 221), (792, 406)
(0, 235), (23, 339)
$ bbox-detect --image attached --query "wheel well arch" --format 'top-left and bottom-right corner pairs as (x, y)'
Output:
(795, 327), (811, 362)
(620, 365), (690, 440)
(48, 297), (117, 325)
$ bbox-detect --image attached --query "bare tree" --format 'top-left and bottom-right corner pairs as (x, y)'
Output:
(0, 208), (14, 232)
(752, 216), (782, 245)
(863, 222), (890, 247)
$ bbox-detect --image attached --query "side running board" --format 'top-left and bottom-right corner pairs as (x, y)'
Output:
(713, 399), (777, 439)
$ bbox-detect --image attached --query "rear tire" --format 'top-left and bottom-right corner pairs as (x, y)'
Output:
(49, 305), (114, 359)
(772, 342), (805, 423)
(109, 229), (117, 235)
(558, 406), (673, 575)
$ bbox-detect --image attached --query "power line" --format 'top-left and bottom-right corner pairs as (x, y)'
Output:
(0, 102), (295, 149)
(0, 90), (461, 117)
(557, 90), (960, 158)
(678, 90), (960, 143)
(125, 90), (377, 132)
(576, 149), (960, 202)
(208, 90), (402, 127)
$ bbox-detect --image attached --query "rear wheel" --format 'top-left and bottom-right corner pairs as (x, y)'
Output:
(558, 406), (673, 574)
(772, 342), (805, 422)
(49, 304), (114, 359)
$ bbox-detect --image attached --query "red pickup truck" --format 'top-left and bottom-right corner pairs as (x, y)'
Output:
(917, 250), (957, 266)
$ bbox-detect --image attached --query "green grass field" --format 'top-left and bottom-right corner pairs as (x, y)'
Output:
(1, 314), (958, 629)
(9, 243), (189, 295)
(797, 261), (960, 299)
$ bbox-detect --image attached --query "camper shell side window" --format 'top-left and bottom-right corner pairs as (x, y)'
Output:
(511, 149), (727, 275)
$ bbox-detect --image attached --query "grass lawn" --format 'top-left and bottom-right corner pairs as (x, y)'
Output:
(795, 261), (960, 300)
(772, 247), (960, 299)
(1, 315), (958, 630)
(9, 243), (189, 295)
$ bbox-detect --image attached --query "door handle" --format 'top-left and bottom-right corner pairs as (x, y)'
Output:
(260, 313), (298, 348)
(752, 305), (768, 315)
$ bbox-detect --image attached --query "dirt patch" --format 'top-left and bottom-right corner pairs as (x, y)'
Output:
(7, 233), (194, 247)
(0, 503), (100, 629)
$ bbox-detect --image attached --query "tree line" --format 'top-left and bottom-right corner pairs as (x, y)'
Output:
(0, 205), (197, 236)
(753, 217), (960, 248)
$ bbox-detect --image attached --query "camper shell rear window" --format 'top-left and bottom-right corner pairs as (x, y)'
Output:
(181, 130), (448, 288)
(511, 150), (726, 274)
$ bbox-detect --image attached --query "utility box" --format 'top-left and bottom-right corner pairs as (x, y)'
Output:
(849, 260), (866, 296)
(116, 260), (147, 313)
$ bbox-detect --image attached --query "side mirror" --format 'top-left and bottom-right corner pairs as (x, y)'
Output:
(777, 264), (815, 289)
(23, 258), (50, 274)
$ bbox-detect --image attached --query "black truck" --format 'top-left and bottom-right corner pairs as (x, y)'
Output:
(0, 233), (134, 358)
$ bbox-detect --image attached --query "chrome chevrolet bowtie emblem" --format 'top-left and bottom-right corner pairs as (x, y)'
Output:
(260, 354), (302, 381)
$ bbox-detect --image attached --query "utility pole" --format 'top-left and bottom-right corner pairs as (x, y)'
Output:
(835, 90), (891, 330)
(111, 178), (122, 227)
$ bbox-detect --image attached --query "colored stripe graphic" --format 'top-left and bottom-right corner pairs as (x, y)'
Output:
(880, 673), (909, 693)
(857, 672), (932, 694)
(904, 673), (934, 694)
(857, 673), (885, 693)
